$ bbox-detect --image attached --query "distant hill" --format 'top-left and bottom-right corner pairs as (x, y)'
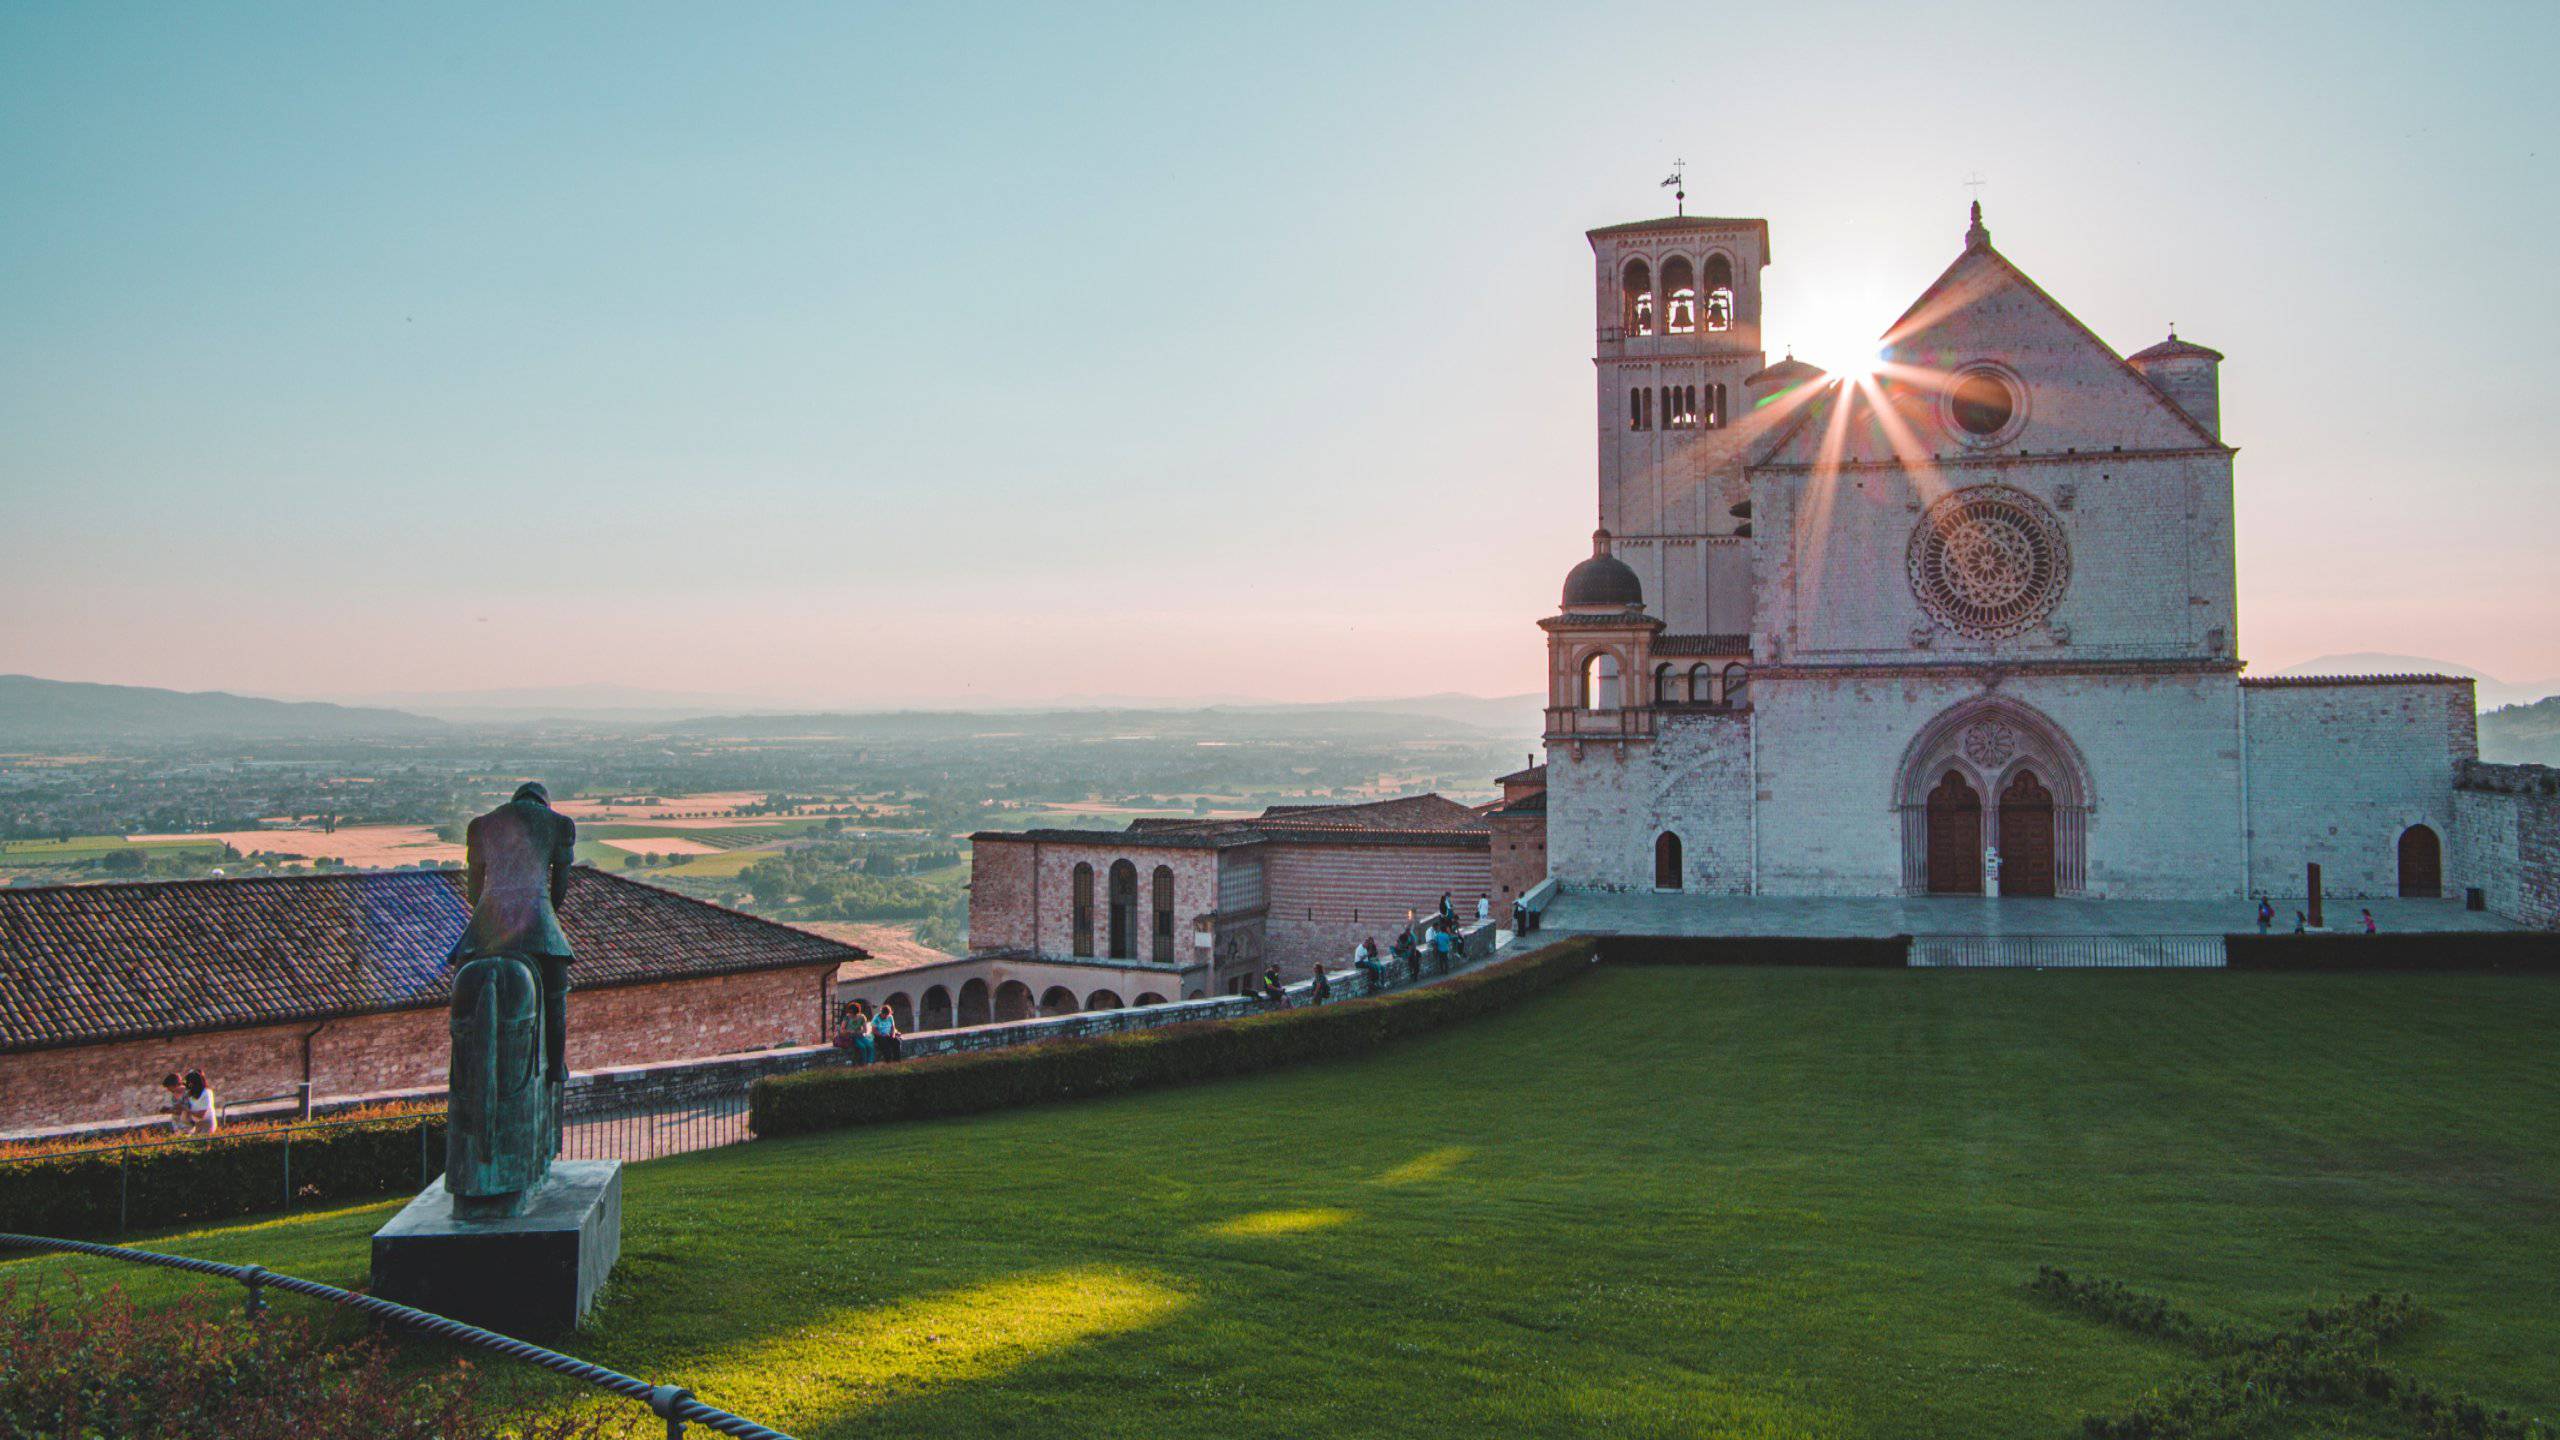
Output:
(669, 702), (1524, 744)
(327, 682), (796, 724)
(2277, 653), (2558, 710)
(2481, 696), (2560, 766)
(0, 675), (445, 743)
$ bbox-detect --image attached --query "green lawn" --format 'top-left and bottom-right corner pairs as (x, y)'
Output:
(14, 967), (2558, 1438)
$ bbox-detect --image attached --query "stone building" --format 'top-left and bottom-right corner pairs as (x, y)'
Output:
(1539, 201), (2507, 910)
(0, 868), (861, 1135)
(967, 795), (1496, 987)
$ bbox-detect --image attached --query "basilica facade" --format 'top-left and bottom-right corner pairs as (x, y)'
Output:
(1540, 204), (2477, 901)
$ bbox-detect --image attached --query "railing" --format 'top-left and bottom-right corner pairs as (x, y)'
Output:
(0, 1232), (794, 1438)
(1907, 934), (2228, 968)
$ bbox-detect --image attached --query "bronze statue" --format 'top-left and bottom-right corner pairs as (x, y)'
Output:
(445, 782), (578, 1219)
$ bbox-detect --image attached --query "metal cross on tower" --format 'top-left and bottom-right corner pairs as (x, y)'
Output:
(1662, 160), (1687, 216)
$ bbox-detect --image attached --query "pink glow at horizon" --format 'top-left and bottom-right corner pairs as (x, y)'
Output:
(3, 4), (2554, 706)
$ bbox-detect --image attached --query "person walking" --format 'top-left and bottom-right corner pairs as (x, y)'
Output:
(180, 1070), (219, 1136)
(1437, 892), (1457, 929)
(2255, 896), (2274, 934)
(1311, 963), (1332, 1004)
(2361, 908), (2378, 934)
(1476, 893), (1491, 926)
(1429, 923), (1455, 974)
(872, 1000), (901, 1062)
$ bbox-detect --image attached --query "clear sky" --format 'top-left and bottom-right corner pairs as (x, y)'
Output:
(3, 1), (2554, 707)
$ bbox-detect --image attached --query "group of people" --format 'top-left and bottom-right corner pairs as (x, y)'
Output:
(156, 1069), (219, 1135)
(834, 999), (903, 1064)
(2253, 897), (2380, 934)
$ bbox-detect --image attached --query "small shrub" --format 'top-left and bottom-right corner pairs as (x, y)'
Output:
(0, 1273), (629, 1439)
(751, 938), (1600, 1138)
(0, 1114), (445, 1241)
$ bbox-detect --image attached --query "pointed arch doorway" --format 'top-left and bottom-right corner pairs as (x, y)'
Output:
(1925, 771), (1983, 894)
(1997, 770), (2056, 897)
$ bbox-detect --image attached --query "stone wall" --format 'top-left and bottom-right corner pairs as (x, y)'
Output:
(966, 837), (1220, 967)
(2451, 761), (2560, 929)
(2240, 679), (2475, 898)
(1257, 839), (1492, 978)
(0, 963), (834, 1137)
(1546, 710), (1752, 892)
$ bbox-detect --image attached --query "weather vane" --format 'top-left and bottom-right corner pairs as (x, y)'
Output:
(1662, 159), (1687, 216)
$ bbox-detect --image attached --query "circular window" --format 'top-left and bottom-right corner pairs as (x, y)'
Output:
(1907, 488), (2070, 639)
(1949, 370), (2015, 436)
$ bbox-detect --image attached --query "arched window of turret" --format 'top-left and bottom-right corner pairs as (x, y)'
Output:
(1721, 662), (1749, 707)
(1622, 260), (1654, 336)
(1582, 652), (1622, 711)
(1689, 663), (1713, 703)
(1703, 254), (1734, 332)
(1654, 663), (1678, 704)
(1662, 256), (1697, 334)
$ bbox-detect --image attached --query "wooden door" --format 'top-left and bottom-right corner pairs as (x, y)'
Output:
(1998, 770), (2056, 897)
(2397, 825), (2441, 898)
(1925, 771), (1982, 894)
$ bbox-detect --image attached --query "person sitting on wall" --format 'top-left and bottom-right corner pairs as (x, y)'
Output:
(1260, 964), (1286, 1003)
(1310, 963), (1332, 1005)
(1436, 892), (1457, 929)
(872, 1000), (901, 1061)
(180, 1069), (219, 1136)
(160, 1072), (188, 1133)
(1354, 936), (1383, 989)
(849, 1000), (876, 1065)
(1391, 930), (1420, 981)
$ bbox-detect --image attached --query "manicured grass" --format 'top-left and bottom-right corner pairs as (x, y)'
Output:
(14, 968), (2557, 1438)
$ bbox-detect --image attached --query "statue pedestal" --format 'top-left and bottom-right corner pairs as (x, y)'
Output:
(370, 1160), (622, 1339)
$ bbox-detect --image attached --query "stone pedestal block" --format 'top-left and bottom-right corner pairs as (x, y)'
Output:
(370, 1159), (622, 1338)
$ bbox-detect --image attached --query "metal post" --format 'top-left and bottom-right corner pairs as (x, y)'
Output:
(240, 1263), (269, 1319)
(282, 1129), (293, 1212)
(649, 1384), (694, 1439)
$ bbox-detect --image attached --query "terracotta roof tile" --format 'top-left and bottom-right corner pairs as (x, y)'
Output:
(0, 869), (863, 1054)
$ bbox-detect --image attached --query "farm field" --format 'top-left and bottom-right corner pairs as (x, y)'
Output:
(128, 825), (460, 868)
(23, 965), (2557, 1439)
(0, 835), (227, 867)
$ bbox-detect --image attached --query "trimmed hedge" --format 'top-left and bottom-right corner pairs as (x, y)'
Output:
(751, 938), (1601, 1138)
(2224, 931), (2560, 973)
(1601, 934), (1911, 968)
(0, 1115), (444, 1242)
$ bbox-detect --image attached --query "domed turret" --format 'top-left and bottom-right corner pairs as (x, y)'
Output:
(1562, 529), (1644, 610)
(1744, 353), (1827, 411)
(2127, 330), (2225, 440)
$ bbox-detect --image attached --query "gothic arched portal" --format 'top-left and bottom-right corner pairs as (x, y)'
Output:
(1896, 698), (2092, 896)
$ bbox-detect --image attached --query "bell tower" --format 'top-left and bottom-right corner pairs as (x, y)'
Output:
(1587, 211), (1772, 632)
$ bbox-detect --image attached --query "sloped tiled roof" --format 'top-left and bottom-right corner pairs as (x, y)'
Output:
(973, 793), (1491, 851)
(0, 869), (864, 1054)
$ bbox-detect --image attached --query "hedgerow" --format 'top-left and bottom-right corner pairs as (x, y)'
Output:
(0, 1114), (444, 1242)
(749, 938), (1601, 1138)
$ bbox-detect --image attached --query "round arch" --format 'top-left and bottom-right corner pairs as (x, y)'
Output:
(1085, 989), (1125, 1012)
(1893, 696), (2094, 895)
(1038, 985), (1079, 1017)
(1135, 992), (1168, 1006)
(884, 992), (915, 1031)
(919, 984), (954, 1031)
(956, 978), (991, 1027)
(993, 980), (1035, 1023)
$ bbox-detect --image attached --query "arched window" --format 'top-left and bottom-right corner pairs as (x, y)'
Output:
(1582, 652), (1622, 711)
(1689, 663), (1713, 705)
(1622, 259), (1654, 335)
(1721, 662), (1749, 707)
(1107, 859), (1138, 960)
(1071, 862), (1095, 957)
(1703, 254), (1734, 332)
(1662, 256), (1697, 334)
(1654, 663), (1678, 704)
(1654, 831), (1684, 890)
(1151, 865), (1176, 961)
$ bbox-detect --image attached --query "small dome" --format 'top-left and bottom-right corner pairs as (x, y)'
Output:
(2128, 331), (2223, 365)
(1562, 529), (1644, 609)
(1745, 355), (1827, 390)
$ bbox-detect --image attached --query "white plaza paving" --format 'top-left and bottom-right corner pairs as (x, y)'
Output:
(1536, 892), (2519, 939)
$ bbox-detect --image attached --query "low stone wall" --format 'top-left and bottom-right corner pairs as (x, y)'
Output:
(1601, 934), (1911, 967)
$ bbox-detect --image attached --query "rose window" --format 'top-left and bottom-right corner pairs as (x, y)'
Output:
(1907, 489), (2069, 639)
